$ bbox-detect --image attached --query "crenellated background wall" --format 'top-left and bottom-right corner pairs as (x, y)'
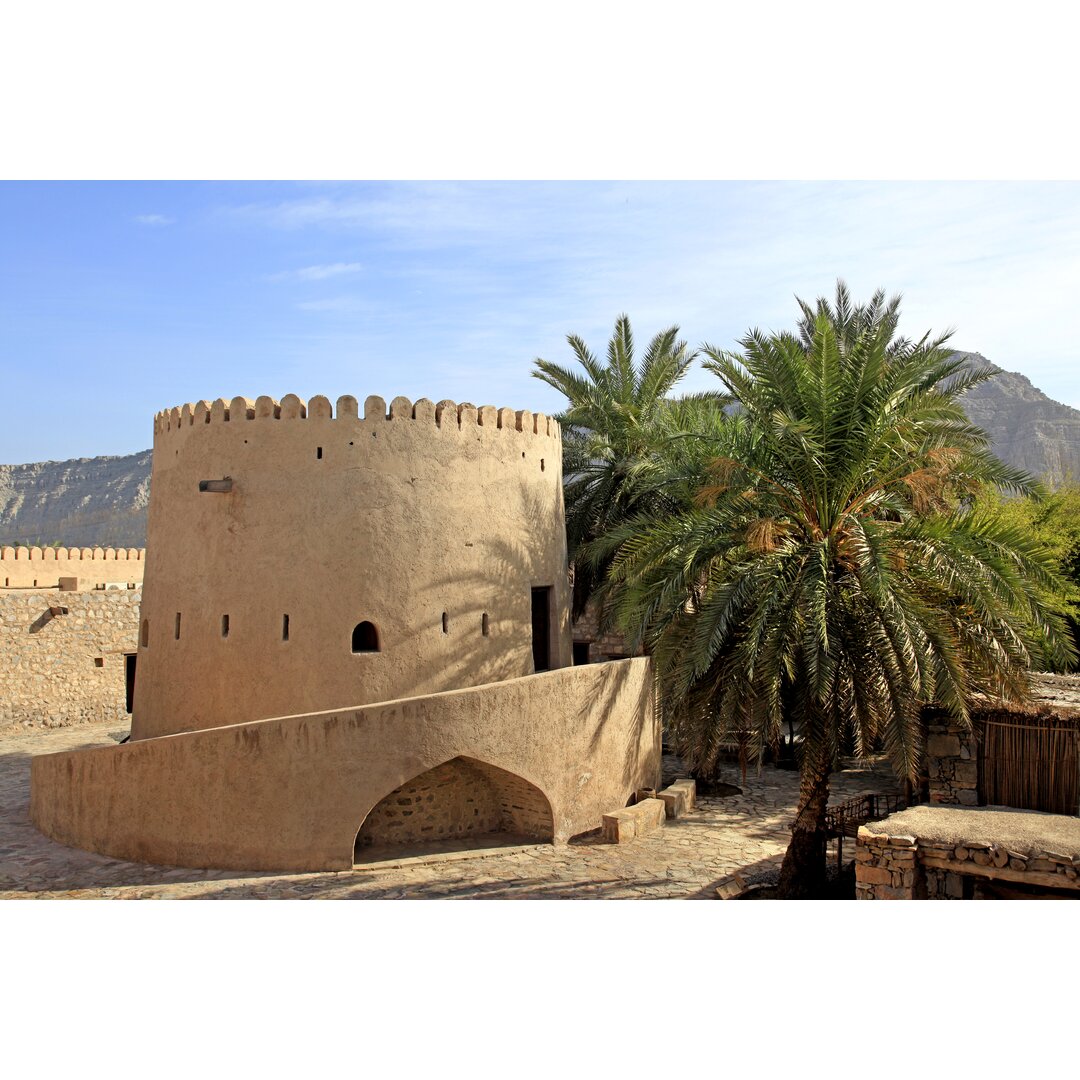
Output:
(134, 392), (571, 739)
(1, 546), (144, 590)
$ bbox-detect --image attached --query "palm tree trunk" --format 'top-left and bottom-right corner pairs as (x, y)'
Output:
(777, 762), (831, 899)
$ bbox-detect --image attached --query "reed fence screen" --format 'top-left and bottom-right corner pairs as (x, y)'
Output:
(977, 712), (1080, 816)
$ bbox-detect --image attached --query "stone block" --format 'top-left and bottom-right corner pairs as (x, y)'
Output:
(602, 798), (666, 844)
(58, 577), (79, 591)
(857, 864), (893, 886)
(956, 789), (980, 806)
(888, 834), (917, 848)
(927, 734), (961, 758)
(873, 884), (912, 900)
(668, 778), (696, 812)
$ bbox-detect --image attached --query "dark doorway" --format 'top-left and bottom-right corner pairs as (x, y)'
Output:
(531, 586), (552, 672)
(124, 654), (137, 713)
(573, 641), (591, 665)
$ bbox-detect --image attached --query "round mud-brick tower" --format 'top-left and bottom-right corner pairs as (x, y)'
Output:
(132, 393), (571, 739)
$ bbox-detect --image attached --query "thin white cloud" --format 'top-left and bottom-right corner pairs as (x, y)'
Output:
(296, 296), (379, 314)
(269, 262), (364, 282)
(133, 213), (174, 226)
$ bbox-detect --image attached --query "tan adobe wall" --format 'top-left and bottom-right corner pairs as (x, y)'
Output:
(32, 657), (659, 872)
(0, 589), (140, 731)
(0, 546), (145, 590)
(133, 393), (571, 739)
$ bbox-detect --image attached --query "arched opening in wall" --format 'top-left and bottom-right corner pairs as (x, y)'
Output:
(353, 756), (554, 865)
(352, 621), (380, 653)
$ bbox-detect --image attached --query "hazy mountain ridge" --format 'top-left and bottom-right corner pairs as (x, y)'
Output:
(2, 354), (1079, 546)
(955, 351), (1080, 486)
(0, 450), (152, 547)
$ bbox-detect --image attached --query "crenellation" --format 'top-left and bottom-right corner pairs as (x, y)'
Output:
(412, 398), (436, 423)
(255, 395), (278, 419)
(435, 399), (457, 427)
(515, 409), (532, 433)
(210, 398), (229, 422)
(364, 395), (387, 421)
(497, 407), (514, 430)
(194, 400), (212, 424)
(336, 394), (358, 419)
(280, 394), (306, 419)
(477, 405), (497, 427)
(309, 394), (333, 419)
(230, 396), (256, 420)
(458, 403), (477, 426)
(389, 395), (412, 420)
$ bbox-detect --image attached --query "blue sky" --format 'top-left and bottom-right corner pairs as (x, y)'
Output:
(3, 180), (1080, 463)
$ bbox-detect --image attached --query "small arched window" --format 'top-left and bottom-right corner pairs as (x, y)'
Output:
(352, 621), (380, 653)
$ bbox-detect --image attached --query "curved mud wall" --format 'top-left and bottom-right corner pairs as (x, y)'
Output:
(133, 393), (570, 739)
(32, 659), (658, 872)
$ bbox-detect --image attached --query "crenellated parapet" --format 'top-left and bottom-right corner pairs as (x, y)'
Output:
(1, 546), (145, 589)
(0, 546), (145, 562)
(153, 394), (561, 441)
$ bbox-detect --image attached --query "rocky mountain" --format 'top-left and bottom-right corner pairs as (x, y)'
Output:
(955, 353), (1080, 487)
(0, 450), (152, 548)
(1, 355), (1078, 546)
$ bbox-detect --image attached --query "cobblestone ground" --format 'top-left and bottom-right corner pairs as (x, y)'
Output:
(0, 722), (903, 900)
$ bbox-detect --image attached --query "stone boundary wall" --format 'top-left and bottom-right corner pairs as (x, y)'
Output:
(1, 547), (145, 590)
(31, 657), (658, 872)
(155, 393), (562, 441)
(0, 589), (140, 731)
(856, 821), (1080, 899)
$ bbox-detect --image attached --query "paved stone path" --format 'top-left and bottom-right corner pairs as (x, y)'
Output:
(0, 722), (902, 899)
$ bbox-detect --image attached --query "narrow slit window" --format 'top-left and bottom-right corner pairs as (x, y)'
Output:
(442, 611), (449, 634)
(221, 614), (230, 638)
(540, 458), (545, 472)
(352, 621), (380, 653)
(482, 613), (490, 636)
(174, 612), (182, 640)
(282, 614), (290, 641)
(316, 447), (323, 459)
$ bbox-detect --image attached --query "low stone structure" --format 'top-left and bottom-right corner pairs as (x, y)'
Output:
(856, 804), (1080, 899)
(0, 587), (140, 731)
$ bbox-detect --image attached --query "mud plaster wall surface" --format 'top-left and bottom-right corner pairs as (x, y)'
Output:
(134, 394), (571, 739)
(0, 589), (139, 731)
(32, 657), (658, 872)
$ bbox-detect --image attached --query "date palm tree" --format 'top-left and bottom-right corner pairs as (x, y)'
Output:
(601, 283), (1075, 897)
(532, 314), (726, 617)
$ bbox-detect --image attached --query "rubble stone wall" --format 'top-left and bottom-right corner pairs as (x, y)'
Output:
(924, 712), (979, 805)
(0, 589), (139, 731)
(856, 823), (1080, 899)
